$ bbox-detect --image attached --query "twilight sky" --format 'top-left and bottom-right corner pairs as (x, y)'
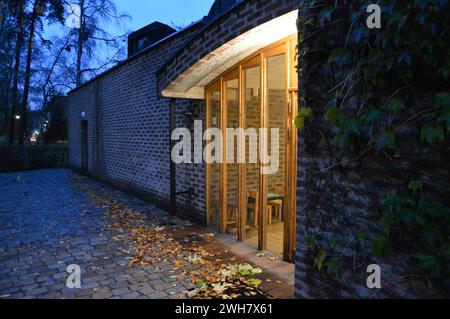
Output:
(114, 0), (215, 35)
(37, 0), (216, 109)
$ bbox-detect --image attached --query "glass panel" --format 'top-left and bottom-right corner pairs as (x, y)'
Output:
(243, 65), (261, 248)
(208, 89), (221, 228)
(266, 54), (286, 255)
(225, 78), (239, 234)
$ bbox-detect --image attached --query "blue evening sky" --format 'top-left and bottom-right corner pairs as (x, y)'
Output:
(40, 0), (215, 96)
(115, 0), (215, 33)
(45, 0), (215, 38)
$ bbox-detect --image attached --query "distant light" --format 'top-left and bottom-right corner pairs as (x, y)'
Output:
(15, 115), (21, 120)
(81, 111), (86, 118)
(34, 131), (40, 135)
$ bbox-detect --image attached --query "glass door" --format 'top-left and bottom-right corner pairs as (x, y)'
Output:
(206, 82), (221, 228)
(264, 46), (288, 255)
(241, 57), (261, 248)
(223, 70), (239, 235)
(205, 35), (298, 261)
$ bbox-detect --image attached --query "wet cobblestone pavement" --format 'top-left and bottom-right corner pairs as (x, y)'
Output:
(0, 169), (293, 299)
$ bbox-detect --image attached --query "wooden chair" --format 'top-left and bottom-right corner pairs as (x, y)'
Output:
(268, 186), (283, 224)
(227, 196), (238, 227)
(247, 191), (259, 227)
(247, 191), (273, 226)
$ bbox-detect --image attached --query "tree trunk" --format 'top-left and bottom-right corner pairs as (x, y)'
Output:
(19, 0), (40, 145)
(75, 0), (85, 87)
(1, 63), (10, 136)
(0, 4), (6, 38)
(8, 1), (25, 144)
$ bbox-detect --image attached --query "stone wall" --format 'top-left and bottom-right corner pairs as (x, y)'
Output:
(294, 5), (449, 298)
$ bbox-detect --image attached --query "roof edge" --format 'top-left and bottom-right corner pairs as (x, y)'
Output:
(156, 0), (250, 78)
(68, 19), (204, 96)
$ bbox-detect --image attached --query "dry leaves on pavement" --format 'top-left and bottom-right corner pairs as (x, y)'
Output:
(71, 176), (268, 299)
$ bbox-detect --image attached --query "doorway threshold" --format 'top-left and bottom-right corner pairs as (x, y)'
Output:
(211, 230), (295, 299)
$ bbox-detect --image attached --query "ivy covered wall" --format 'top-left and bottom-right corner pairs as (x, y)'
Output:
(295, 0), (449, 298)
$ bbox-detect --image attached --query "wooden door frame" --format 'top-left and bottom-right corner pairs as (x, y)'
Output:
(238, 56), (262, 243)
(221, 69), (239, 234)
(204, 35), (298, 261)
(261, 42), (288, 254)
(205, 82), (221, 227)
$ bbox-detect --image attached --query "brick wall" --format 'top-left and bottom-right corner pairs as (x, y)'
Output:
(158, 0), (299, 94)
(68, 26), (205, 219)
(174, 99), (206, 223)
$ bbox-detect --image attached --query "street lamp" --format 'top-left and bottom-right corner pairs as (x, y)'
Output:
(15, 115), (21, 120)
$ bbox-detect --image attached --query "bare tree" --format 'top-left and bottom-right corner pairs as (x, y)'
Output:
(0, 1), (16, 139)
(18, 0), (64, 144)
(8, 0), (26, 144)
(1, 0), (128, 144)
(68, 0), (129, 87)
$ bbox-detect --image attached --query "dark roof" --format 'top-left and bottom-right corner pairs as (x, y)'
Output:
(128, 21), (176, 40)
(128, 22), (177, 57)
(207, 0), (243, 20)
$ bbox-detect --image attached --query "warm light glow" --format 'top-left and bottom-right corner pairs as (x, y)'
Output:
(162, 10), (299, 99)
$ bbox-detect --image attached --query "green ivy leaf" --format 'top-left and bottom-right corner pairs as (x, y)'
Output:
(330, 238), (340, 249)
(357, 232), (366, 242)
(246, 278), (262, 287)
(318, 8), (333, 28)
(440, 66), (450, 79)
(435, 93), (450, 109)
(373, 235), (391, 257)
(362, 107), (382, 123)
(299, 107), (313, 118)
(326, 257), (343, 277)
(327, 96), (338, 109)
(352, 26), (368, 45)
(307, 235), (317, 252)
(375, 128), (396, 150)
(415, 255), (444, 278)
(420, 125), (445, 145)
(294, 115), (305, 129)
(333, 117), (360, 149)
(388, 97), (405, 114)
(194, 281), (207, 289)
(409, 180), (423, 192)
(294, 107), (314, 129)
(442, 244), (450, 257)
(397, 50), (413, 66)
(324, 107), (340, 125)
(342, 119), (360, 139)
(328, 48), (350, 65)
(313, 250), (327, 271)
(438, 111), (450, 131)
(380, 214), (393, 235)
